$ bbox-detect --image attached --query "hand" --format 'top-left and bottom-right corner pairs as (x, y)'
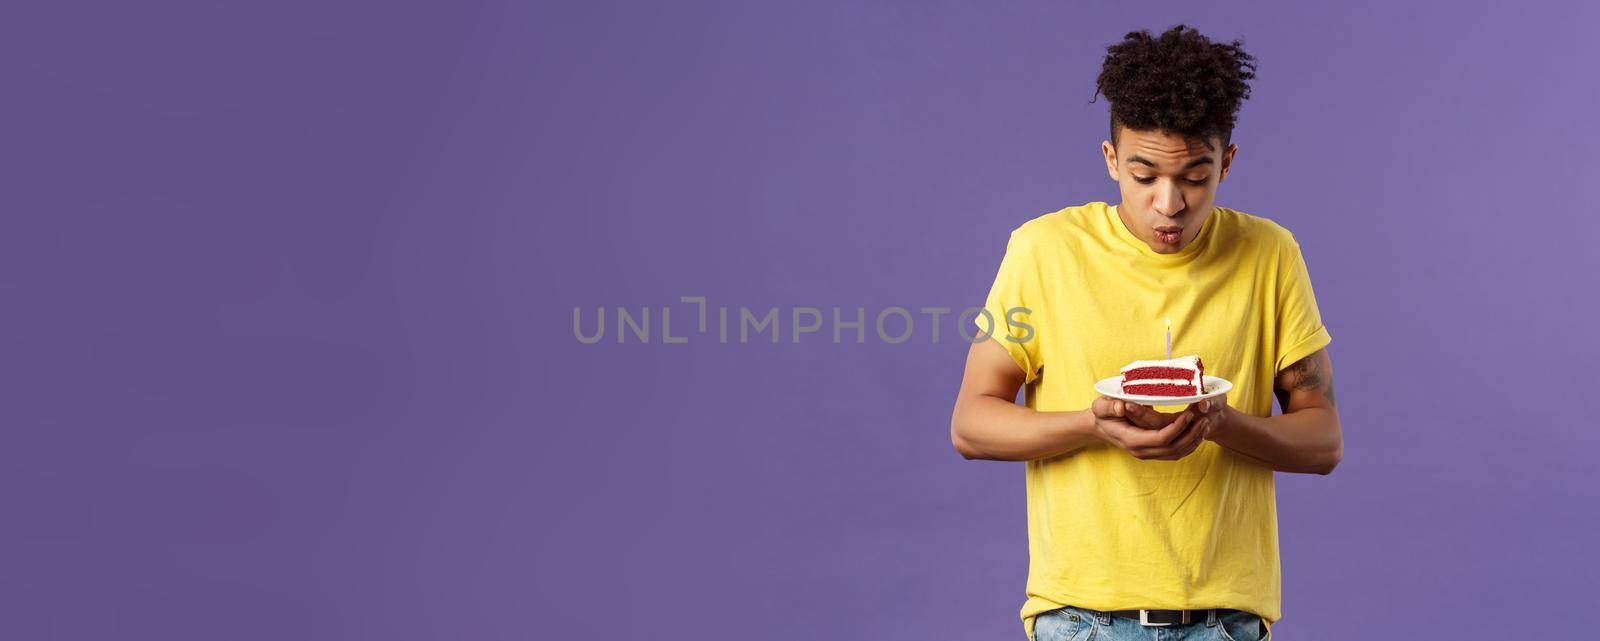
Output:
(1089, 396), (1209, 461)
(1183, 392), (1230, 441)
(1120, 401), (1184, 430)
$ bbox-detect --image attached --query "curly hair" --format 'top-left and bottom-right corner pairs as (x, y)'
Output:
(1093, 25), (1257, 151)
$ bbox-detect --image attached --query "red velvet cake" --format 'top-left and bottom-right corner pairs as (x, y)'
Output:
(1119, 354), (1205, 396)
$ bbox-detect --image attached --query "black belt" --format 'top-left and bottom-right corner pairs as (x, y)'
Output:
(1105, 609), (1241, 626)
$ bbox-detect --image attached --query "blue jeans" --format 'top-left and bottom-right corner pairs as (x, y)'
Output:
(1033, 606), (1270, 641)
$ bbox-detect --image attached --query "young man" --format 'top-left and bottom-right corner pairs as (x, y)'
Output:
(950, 25), (1342, 641)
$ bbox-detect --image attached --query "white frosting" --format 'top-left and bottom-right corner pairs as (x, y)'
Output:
(1121, 379), (1194, 387)
(1119, 354), (1201, 373)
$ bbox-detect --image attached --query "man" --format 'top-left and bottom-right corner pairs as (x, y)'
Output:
(949, 25), (1342, 641)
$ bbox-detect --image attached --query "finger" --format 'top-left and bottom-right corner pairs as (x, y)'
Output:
(1147, 410), (1184, 430)
(1183, 415), (1222, 452)
(1099, 419), (1145, 450)
(1124, 403), (1163, 429)
(1193, 395), (1228, 415)
(1131, 411), (1193, 449)
(1154, 410), (1195, 444)
(1207, 395), (1228, 413)
(1149, 427), (1206, 460)
(1154, 416), (1208, 458)
(1169, 416), (1210, 455)
(1143, 406), (1183, 430)
(1092, 404), (1139, 435)
(1092, 396), (1115, 418)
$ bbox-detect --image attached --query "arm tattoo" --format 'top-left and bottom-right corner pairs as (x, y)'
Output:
(1277, 353), (1336, 409)
(1289, 354), (1323, 391)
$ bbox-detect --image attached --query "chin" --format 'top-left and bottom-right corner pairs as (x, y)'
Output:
(1148, 238), (1180, 251)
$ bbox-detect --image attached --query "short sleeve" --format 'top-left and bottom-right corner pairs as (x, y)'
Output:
(976, 230), (1046, 383)
(1274, 233), (1333, 373)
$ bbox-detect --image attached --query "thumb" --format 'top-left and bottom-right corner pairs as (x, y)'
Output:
(1206, 395), (1228, 412)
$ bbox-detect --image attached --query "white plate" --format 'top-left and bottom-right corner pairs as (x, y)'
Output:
(1093, 375), (1233, 406)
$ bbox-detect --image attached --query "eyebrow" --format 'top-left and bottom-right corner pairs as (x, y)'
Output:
(1128, 155), (1214, 170)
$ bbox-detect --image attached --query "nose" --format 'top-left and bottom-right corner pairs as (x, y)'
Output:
(1152, 181), (1185, 217)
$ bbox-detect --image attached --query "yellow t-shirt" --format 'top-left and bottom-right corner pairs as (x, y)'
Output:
(975, 201), (1331, 641)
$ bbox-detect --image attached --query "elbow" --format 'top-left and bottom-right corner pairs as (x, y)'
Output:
(1307, 413), (1343, 475)
(951, 425), (979, 460)
(1313, 443), (1343, 475)
(950, 413), (983, 460)
(953, 436), (980, 460)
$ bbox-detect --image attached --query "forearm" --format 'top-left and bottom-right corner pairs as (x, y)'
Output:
(951, 394), (1101, 461)
(1213, 405), (1342, 474)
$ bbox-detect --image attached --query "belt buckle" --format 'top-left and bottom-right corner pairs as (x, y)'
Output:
(1138, 610), (1171, 627)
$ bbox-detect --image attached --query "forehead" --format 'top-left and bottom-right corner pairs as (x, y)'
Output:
(1119, 129), (1217, 167)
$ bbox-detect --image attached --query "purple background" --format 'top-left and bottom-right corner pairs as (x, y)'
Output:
(4, 0), (1599, 639)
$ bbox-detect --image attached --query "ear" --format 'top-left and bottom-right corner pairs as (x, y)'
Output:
(1101, 140), (1119, 183)
(1219, 143), (1238, 183)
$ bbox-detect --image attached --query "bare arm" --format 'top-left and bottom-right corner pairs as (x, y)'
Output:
(950, 339), (1210, 462)
(1201, 347), (1343, 474)
(949, 339), (1098, 461)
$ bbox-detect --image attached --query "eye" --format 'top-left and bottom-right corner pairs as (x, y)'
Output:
(1133, 176), (1209, 185)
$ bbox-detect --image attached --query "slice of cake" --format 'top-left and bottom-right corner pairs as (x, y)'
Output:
(1120, 354), (1205, 396)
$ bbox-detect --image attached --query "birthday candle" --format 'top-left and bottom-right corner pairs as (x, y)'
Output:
(1165, 317), (1171, 359)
